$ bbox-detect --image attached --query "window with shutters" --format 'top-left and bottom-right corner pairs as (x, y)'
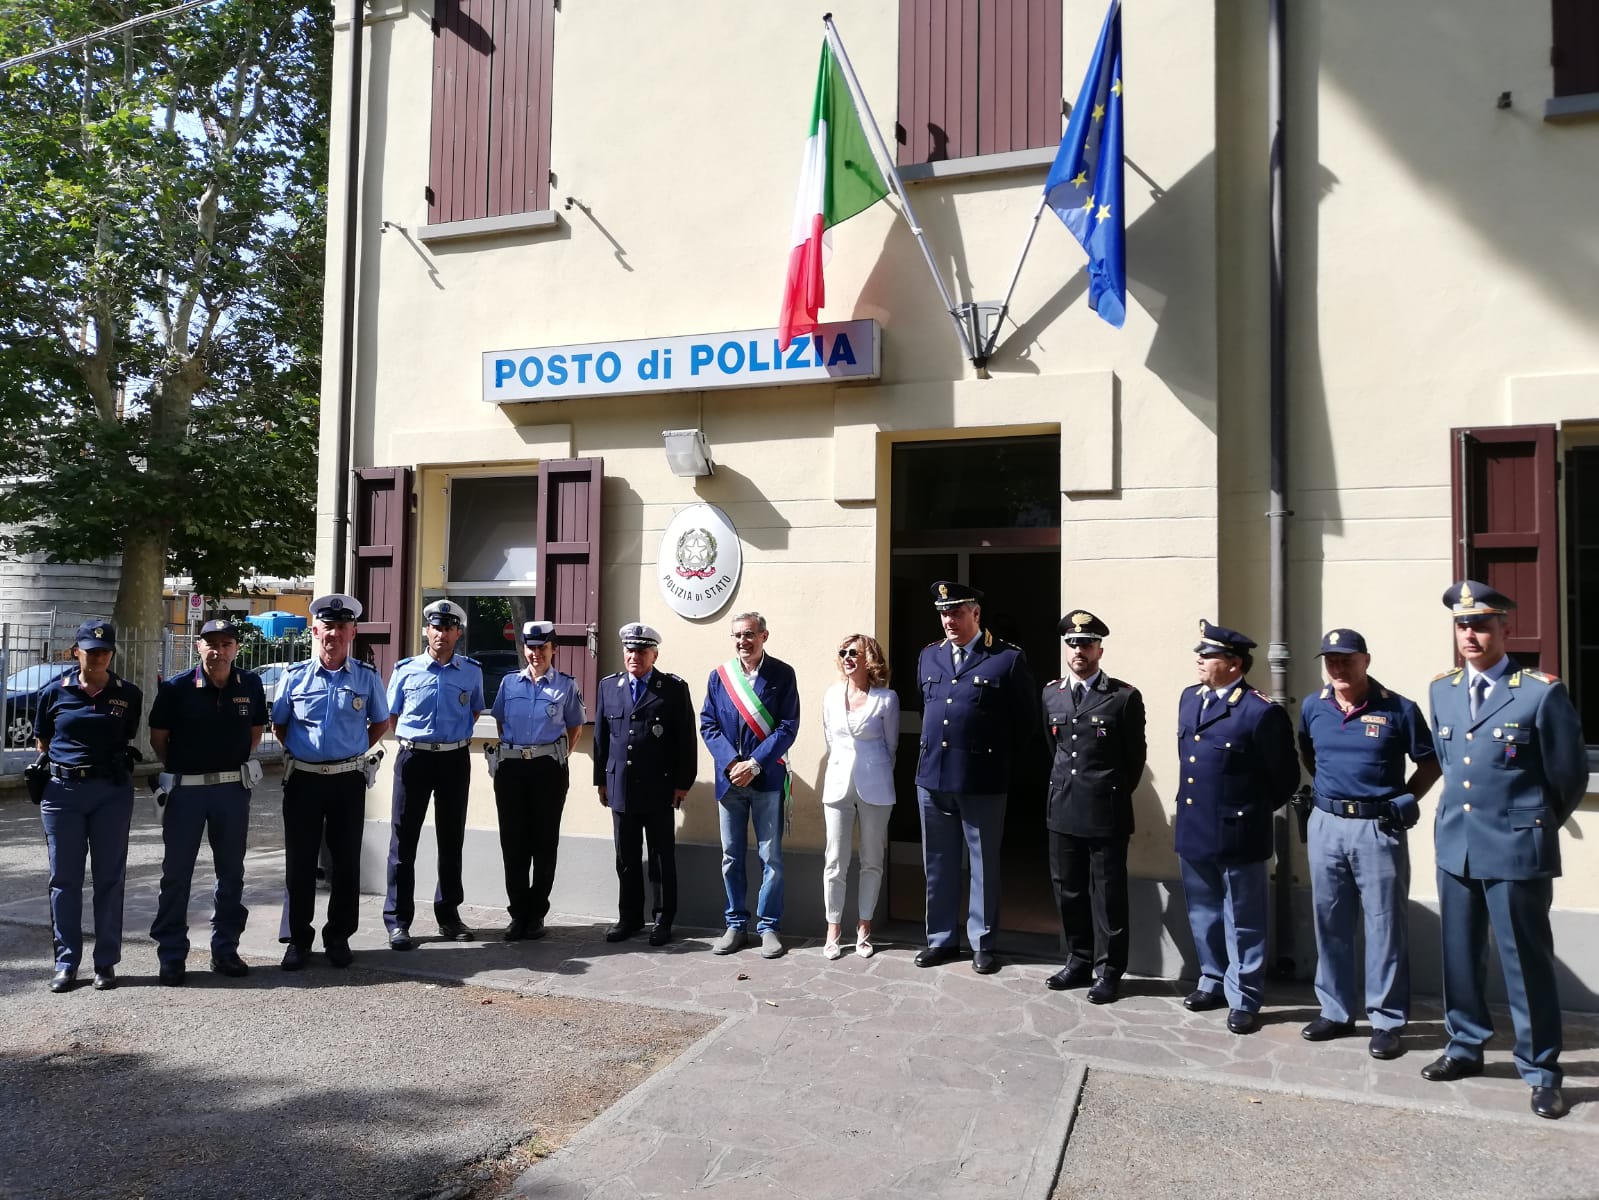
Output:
(1552, 0), (1599, 98)
(895, 0), (1063, 167)
(426, 0), (556, 231)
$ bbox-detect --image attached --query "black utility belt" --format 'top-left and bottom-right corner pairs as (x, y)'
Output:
(49, 763), (117, 781)
(1314, 794), (1390, 820)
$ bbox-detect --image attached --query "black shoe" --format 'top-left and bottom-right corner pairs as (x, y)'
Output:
(524, 921), (547, 940)
(648, 924), (673, 947)
(158, 962), (187, 987)
(1087, 976), (1121, 1005)
(1420, 1054), (1483, 1082)
(1183, 988), (1226, 1012)
(503, 918), (528, 941)
(915, 945), (960, 968)
(1368, 1029), (1404, 1060)
(971, 951), (999, 975)
(209, 953), (249, 978)
(48, 968), (76, 993)
(1301, 1016), (1357, 1042)
(388, 927), (415, 951)
(437, 920), (475, 942)
(281, 944), (309, 971)
(605, 922), (644, 943)
(1531, 1086), (1568, 1120)
(324, 941), (354, 969)
(91, 967), (117, 991)
(1046, 964), (1094, 991)
(1226, 1008), (1258, 1035)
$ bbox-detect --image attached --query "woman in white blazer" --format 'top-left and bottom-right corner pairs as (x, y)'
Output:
(820, 634), (900, 959)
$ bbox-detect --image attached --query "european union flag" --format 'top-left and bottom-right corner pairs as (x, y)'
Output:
(1044, 0), (1125, 328)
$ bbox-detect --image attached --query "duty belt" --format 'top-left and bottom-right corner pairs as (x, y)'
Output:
(49, 763), (114, 781)
(290, 756), (364, 776)
(1314, 794), (1391, 820)
(498, 741), (565, 762)
(173, 769), (244, 786)
(399, 738), (471, 752)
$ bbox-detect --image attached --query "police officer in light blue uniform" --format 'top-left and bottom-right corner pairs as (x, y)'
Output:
(1421, 581), (1588, 1121)
(271, 594), (389, 971)
(913, 581), (1037, 976)
(491, 620), (585, 941)
(148, 618), (268, 985)
(1175, 620), (1300, 1034)
(383, 599), (485, 950)
(1297, 628), (1438, 1059)
(35, 620), (143, 993)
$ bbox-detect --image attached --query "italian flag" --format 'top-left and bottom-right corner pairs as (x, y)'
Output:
(778, 41), (890, 351)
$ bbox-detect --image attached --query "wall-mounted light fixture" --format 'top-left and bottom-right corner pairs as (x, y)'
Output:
(662, 428), (714, 477)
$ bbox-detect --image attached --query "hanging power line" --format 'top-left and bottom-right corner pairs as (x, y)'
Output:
(0, 0), (228, 72)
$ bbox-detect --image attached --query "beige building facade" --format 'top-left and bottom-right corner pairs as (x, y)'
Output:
(318, 0), (1599, 1002)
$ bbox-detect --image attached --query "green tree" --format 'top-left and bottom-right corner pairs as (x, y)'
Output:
(0, 1), (330, 674)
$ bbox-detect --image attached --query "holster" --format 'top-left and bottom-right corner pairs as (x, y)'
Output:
(149, 773), (175, 825)
(361, 747), (385, 789)
(1290, 784), (1314, 844)
(243, 759), (263, 791)
(484, 742), (501, 780)
(24, 754), (49, 805)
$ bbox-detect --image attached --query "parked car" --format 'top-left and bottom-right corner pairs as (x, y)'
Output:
(4, 662), (70, 749)
(252, 660), (311, 704)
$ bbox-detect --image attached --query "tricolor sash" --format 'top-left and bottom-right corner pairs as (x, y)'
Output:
(716, 660), (792, 831)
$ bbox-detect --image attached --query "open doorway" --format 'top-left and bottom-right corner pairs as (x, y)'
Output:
(884, 435), (1061, 940)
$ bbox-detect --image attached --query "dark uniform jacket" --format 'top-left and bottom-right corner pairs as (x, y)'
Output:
(1043, 674), (1147, 838)
(915, 631), (1038, 795)
(1428, 665), (1588, 880)
(593, 670), (698, 814)
(1174, 679), (1299, 864)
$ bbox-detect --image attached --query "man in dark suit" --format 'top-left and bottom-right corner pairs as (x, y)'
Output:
(914, 581), (1038, 975)
(700, 611), (801, 959)
(1175, 620), (1300, 1034)
(1421, 581), (1588, 1120)
(1042, 609), (1147, 1004)
(593, 622), (698, 947)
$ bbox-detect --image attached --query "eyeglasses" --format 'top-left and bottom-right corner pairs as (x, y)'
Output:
(837, 649), (860, 660)
(1063, 638), (1099, 648)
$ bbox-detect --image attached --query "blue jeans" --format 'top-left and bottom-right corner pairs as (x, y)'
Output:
(718, 786), (783, 932)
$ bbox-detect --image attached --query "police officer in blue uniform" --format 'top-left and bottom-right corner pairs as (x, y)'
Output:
(490, 620), (585, 941)
(271, 594), (389, 970)
(914, 581), (1038, 975)
(1175, 620), (1299, 1033)
(593, 622), (697, 946)
(148, 618), (269, 984)
(383, 600), (485, 950)
(1297, 628), (1439, 1058)
(1042, 609), (1147, 1004)
(35, 620), (143, 992)
(1422, 581), (1588, 1120)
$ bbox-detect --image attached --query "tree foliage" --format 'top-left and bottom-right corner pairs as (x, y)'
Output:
(0, 0), (331, 619)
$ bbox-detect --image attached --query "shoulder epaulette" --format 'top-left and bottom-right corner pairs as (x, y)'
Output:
(458, 655), (480, 667)
(1520, 668), (1559, 684)
(1251, 689), (1275, 704)
(395, 656), (414, 668)
(668, 673), (684, 683)
(1432, 668), (1463, 683)
(924, 638), (946, 650)
(355, 659), (378, 671)
(1045, 678), (1062, 690)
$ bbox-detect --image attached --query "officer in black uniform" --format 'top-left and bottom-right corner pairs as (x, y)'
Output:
(148, 618), (268, 984)
(593, 623), (698, 946)
(1042, 609), (1147, 1004)
(914, 581), (1038, 975)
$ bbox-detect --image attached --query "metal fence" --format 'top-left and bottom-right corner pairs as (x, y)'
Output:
(1, 621), (309, 757)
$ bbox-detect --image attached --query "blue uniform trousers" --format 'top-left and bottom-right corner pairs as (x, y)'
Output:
(1307, 808), (1409, 1029)
(918, 787), (1006, 952)
(1437, 868), (1562, 1088)
(718, 786), (783, 932)
(613, 807), (677, 927)
(151, 780), (251, 966)
(383, 746), (470, 931)
(278, 771), (365, 950)
(40, 776), (134, 972)
(1180, 856), (1268, 1012)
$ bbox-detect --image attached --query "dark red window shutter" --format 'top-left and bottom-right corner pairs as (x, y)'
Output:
(352, 467), (414, 678)
(897, 0), (1062, 165)
(429, 0), (555, 224)
(1452, 426), (1560, 672)
(1552, 0), (1599, 97)
(535, 458), (603, 719)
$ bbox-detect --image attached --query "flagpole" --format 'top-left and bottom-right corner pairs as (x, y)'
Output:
(822, 13), (978, 365)
(982, 192), (1050, 361)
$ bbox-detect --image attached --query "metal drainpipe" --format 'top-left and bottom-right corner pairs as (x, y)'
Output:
(331, 0), (365, 594)
(1267, 0), (1297, 975)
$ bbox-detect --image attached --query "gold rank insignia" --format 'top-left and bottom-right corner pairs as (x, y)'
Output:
(1460, 582), (1474, 607)
(1329, 631), (1340, 644)
(1198, 619), (1206, 635)
(1228, 687), (1242, 703)
(1070, 612), (1092, 629)
(938, 583), (949, 600)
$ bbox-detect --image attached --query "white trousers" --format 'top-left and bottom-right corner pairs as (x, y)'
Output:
(822, 788), (894, 924)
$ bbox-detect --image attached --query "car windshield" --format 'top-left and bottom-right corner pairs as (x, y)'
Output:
(6, 663), (69, 693)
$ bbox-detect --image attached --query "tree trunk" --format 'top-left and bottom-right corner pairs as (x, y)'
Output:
(113, 526), (169, 756)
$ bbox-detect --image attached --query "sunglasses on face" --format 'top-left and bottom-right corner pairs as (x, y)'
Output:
(1063, 638), (1098, 648)
(837, 649), (860, 660)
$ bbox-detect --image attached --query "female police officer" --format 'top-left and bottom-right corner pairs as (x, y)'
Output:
(35, 620), (143, 992)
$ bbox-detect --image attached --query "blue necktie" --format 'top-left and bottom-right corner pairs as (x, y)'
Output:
(1470, 674), (1487, 720)
(631, 676), (643, 705)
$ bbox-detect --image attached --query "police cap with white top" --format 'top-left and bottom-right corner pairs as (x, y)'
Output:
(310, 593), (363, 623)
(1442, 579), (1515, 621)
(619, 622), (661, 649)
(521, 620), (556, 646)
(423, 599), (467, 629)
(1194, 619), (1256, 657)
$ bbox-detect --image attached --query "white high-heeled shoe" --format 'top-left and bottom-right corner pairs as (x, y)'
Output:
(823, 939), (843, 960)
(856, 931), (874, 959)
